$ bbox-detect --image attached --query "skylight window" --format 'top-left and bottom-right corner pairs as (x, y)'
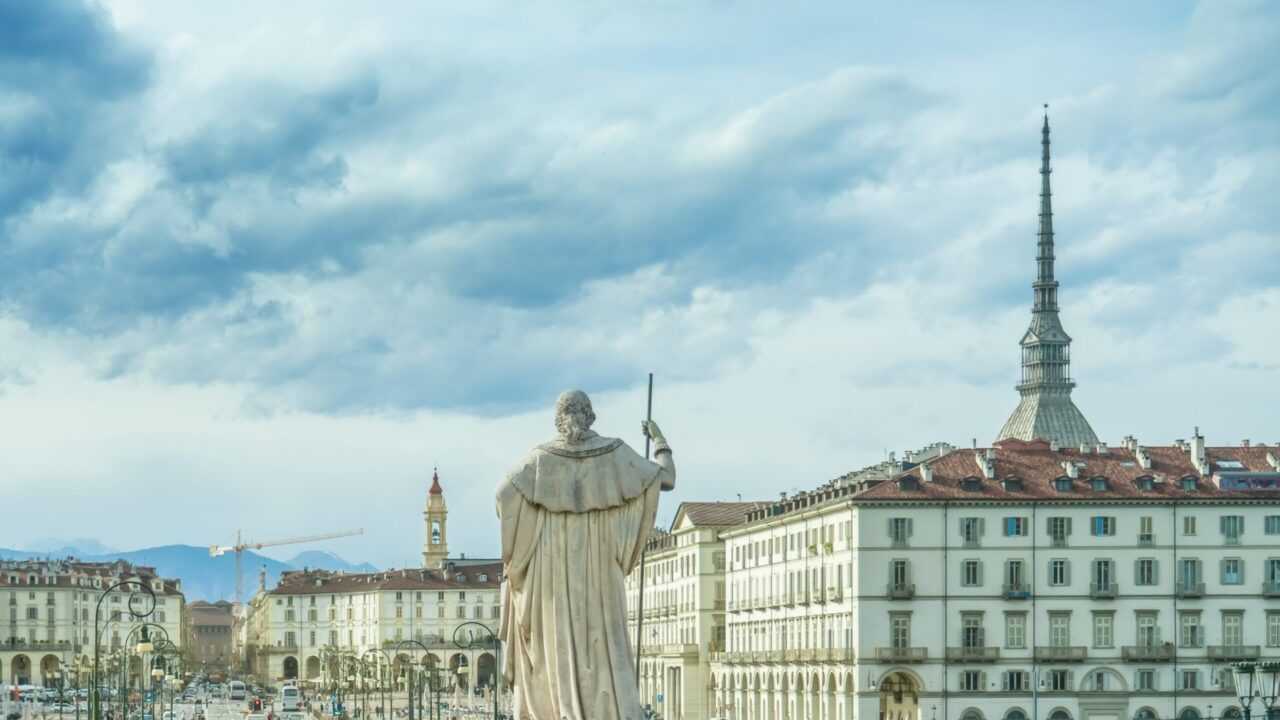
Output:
(1217, 460), (1245, 470)
(1121, 461), (1135, 468)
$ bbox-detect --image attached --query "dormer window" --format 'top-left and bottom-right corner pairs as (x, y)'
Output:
(1134, 476), (1155, 491)
(962, 477), (982, 493)
(1003, 477), (1023, 493)
(898, 476), (919, 491)
(1054, 477), (1073, 492)
(1089, 477), (1109, 491)
(478, 573), (488, 582)
(457, 574), (467, 583)
(1180, 477), (1198, 491)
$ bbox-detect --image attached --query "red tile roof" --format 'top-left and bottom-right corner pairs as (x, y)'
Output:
(855, 443), (1280, 502)
(268, 563), (503, 595)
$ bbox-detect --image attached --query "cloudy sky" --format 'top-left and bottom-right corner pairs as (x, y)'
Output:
(2, 1), (1277, 570)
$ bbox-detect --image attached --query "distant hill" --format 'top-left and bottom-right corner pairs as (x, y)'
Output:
(285, 550), (378, 574)
(23, 537), (118, 555)
(0, 543), (379, 602)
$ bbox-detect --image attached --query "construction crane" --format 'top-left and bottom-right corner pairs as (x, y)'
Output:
(210, 528), (364, 608)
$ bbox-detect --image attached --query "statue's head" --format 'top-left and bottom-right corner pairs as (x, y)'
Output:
(554, 389), (596, 443)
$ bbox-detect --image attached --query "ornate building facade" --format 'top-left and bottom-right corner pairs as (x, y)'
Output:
(245, 470), (503, 688)
(625, 115), (1280, 720)
(1, 559), (185, 688)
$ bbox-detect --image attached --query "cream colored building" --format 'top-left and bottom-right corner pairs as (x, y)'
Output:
(1, 558), (185, 688)
(244, 470), (503, 689)
(625, 502), (769, 720)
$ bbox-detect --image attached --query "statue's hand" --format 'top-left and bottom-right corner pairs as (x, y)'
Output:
(642, 420), (670, 453)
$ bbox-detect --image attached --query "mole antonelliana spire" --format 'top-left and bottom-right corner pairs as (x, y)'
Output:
(996, 108), (1100, 447)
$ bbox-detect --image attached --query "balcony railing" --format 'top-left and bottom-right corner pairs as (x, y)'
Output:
(1122, 644), (1175, 662)
(1050, 534), (1067, 548)
(874, 647), (927, 663)
(827, 586), (843, 602)
(1089, 582), (1117, 599)
(1208, 645), (1261, 661)
(659, 643), (700, 657)
(812, 648), (854, 662)
(887, 583), (915, 599)
(946, 646), (1000, 663)
(1264, 581), (1280, 598)
(1034, 646), (1087, 662)
(1138, 533), (1155, 547)
(2, 640), (82, 652)
(1002, 583), (1031, 600)
(1176, 582), (1205, 599)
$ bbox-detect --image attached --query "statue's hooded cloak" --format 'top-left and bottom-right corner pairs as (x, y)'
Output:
(497, 431), (664, 720)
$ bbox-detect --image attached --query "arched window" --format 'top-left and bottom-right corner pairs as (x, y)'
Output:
(1178, 708), (1202, 720)
(1005, 709), (1028, 720)
(1049, 710), (1072, 720)
(961, 709), (984, 720)
(1135, 708), (1158, 720)
(1221, 708), (1242, 720)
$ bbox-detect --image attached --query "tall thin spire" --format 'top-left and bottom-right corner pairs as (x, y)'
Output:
(997, 107), (1099, 447)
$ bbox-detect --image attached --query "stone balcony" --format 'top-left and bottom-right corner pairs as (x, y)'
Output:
(886, 583), (915, 600)
(1208, 645), (1261, 661)
(1264, 581), (1280, 598)
(874, 646), (927, 663)
(1034, 646), (1087, 662)
(659, 643), (700, 658)
(1122, 644), (1175, 662)
(1089, 582), (1117, 599)
(1176, 582), (1205, 599)
(946, 646), (1000, 663)
(2, 640), (82, 652)
(1002, 583), (1031, 600)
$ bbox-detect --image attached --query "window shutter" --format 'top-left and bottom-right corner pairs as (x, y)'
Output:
(1090, 517), (1098, 536)
(1001, 672), (1009, 691)
(1152, 560), (1159, 586)
(976, 562), (983, 586)
(1065, 561), (1071, 586)
(1220, 560), (1227, 585)
(979, 671), (987, 691)
(1196, 559), (1204, 582)
(1134, 559), (1141, 584)
(1221, 516), (1228, 533)
(1067, 671), (1075, 690)
(978, 518), (986, 537)
(1003, 519), (1011, 537)
(959, 520), (967, 539)
(907, 518), (914, 537)
(887, 518), (894, 537)
(1241, 561), (1246, 584)
(1240, 516), (1246, 534)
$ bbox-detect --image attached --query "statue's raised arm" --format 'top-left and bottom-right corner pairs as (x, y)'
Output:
(497, 389), (674, 720)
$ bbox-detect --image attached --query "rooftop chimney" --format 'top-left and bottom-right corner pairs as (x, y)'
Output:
(921, 464), (934, 483)
(1097, 443), (1109, 455)
(1136, 445), (1152, 470)
(1062, 460), (1079, 479)
(1267, 452), (1279, 472)
(1080, 444), (1091, 454)
(1242, 439), (1251, 447)
(1189, 428), (1207, 474)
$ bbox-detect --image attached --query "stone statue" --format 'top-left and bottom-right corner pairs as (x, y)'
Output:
(497, 389), (676, 720)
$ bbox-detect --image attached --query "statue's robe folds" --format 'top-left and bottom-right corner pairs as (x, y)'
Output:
(497, 434), (664, 720)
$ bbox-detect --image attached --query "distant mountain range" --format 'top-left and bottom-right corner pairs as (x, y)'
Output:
(0, 543), (378, 602)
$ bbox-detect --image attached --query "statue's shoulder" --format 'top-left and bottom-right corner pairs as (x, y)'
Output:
(535, 434), (624, 459)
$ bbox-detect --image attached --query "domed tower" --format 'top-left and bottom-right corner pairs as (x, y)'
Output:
(422, 468), (449, 570)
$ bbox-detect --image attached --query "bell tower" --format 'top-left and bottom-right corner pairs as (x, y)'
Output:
(422, 468), (448, 570)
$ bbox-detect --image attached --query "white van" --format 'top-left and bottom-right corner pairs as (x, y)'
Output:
(280, 685), (302, 712)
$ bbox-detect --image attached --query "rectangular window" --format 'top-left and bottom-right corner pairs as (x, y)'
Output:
(1135, 559), (1157, 586)
(961, 560), (981, 587)
(1049, 670), (1070, 691)
(960, 518), (983, 547)
(1139, 516), (1154, 544)
(1137, 612), (1159, 646)
(329, 630), (338, 645)
(1093, 559), (1114, 589)
(961, 613), (984, 648)
(1047, 516), (1070, 545)
(1184, 516), (1197, 536)
(1049, 559), (1069, 586)
(1136, 670), (1155, 691)
(1093, 613), (1114, 648)
(1180, 612), (1202, 647)
(1180, 558), (1202, 589)
(1267, 516), (1280, 535)
(1091, 516), (1115, 536)
(1223, 612), (1244, 647)
(960, 670), (982, 692)
(1222, 558), (1243, 585)
(1222, 515), (1244, 544)
(890, 614), (911, 648)
(1049, 613), (1070, 647)
(1004, 517), (1028, 537)
(1004, 671), (1028, 691)
(1005, 613), (1026, 649)
(888, 518), (912, 546)
(1268, 613), (1280, 647)
(891, 560), (910, 588)
(1181, 670), (1199, 690)
(1005, 560), (1025, 588)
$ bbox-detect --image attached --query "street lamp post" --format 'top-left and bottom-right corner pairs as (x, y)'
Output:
(451, 622), (501, 720)
(359, 649), (391, 719)
(93, 581), (157, 720)
(393, 641), (432, 720)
